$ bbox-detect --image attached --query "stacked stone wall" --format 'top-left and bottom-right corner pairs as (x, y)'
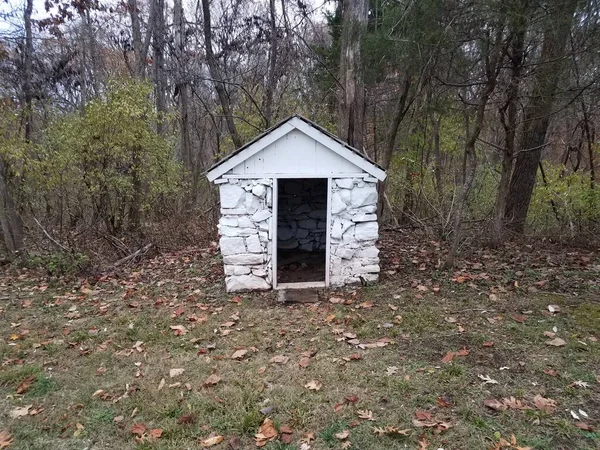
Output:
(218, 178), (273, 291)
(329, 178), (380, 286)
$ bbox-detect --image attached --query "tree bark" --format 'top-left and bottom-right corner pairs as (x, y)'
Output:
(263, 0), (278, 128)
(338, 0), (367, 150)
(23, 0), (33, 140)
(201, 0), (243, 149)
(504, 0), (579, 232)
(152, 0), (167, 135)
(174, 0), (191, 168)
(491, 0), (528, 247)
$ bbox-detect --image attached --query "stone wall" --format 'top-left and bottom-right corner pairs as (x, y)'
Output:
(329, 177), (380, 286)
(217, 178), (273, 292)
(277, 179), (327, 252)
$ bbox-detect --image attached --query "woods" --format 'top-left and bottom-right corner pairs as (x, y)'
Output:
(0, 0), (599, 268)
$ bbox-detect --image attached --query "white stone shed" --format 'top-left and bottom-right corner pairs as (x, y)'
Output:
(206, 115), (387, 292)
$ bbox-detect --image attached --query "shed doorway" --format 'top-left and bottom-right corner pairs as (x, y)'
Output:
(275, 178), (328, 288)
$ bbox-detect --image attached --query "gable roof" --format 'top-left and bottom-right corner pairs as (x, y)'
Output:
(205, 115), (386, 182)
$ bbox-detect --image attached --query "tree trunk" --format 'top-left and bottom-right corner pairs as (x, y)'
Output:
(0, 162), (24, 258)
(174, 0), (191, 168)
(23, 0), (33, 140)
(491, 1), (527, 247)
(152, 0), (167, 135)
(504, 0), (578, 233)
(338, 0), (367, 150)
(201, 0), (243, 149)
(263, 0), (278, 128)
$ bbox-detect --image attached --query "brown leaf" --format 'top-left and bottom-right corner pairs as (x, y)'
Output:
(304, 380), (322, 391)
(482, 341), (495, 347)
(169, 325), (188, 336)
(344, 395), (359, 404)
(200, 435), (224, 447)
(269, 355), (289, 365)
(533, 395), (557, 413)
(484, 398), (508, 411)
(511, 314), (526, 323)
(545, 338), (566, 347)
(202, 374), (222, 387)
(543, 368), (559, 377)
(177, 414), (196, 425)
(437, 396), (452, 408)
(335, 430), (350, 440)
(169, 368), (185, 378)
(231, 349), (248, 360)
(415, 410), (432, 421)
(298, 356), (310, 368)
(9, 405), (31, 418)
(16, 375), (36, 394)
(372, 426), (410, 437)
(574, 422), (594, 431)
(0, 430), (13, 449)
(456, 347), (469, 356)
(357, 410), (375, 421)
(255, 418), (278, 447)
(131, 423), (146, 436)
(441, 352), (454, 363)
(149, 429), (163, 439)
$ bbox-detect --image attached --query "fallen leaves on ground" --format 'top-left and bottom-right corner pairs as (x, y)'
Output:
(357, 409), (375, 421)
(0, 431), (13, 449)
(269, 355), (289, 364)
(202, 374), (221, 387)
(231, 349), (248, 360)
(255, 418), (278, 447)
(491, 433), (532, 450)
(532, 395), (557, 413)
(304, 380), (322, 391)
(169, 325), (188, 336)
(545, 337), (566, 347)
(200, 434), (224, 447)
(15, 375), (36, 394)
(412, 411), (451, 433)
(334, 430), (350, 440)
(373, 426), (410, 437)
(478, 374), (499, 384)
(169, 368), (185, 378)
(9, 405), (32, 418)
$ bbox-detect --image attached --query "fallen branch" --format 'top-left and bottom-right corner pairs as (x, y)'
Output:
(112, 243), (154, 268)
(32, 216), (69, 253)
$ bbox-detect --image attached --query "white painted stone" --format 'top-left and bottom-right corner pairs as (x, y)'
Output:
(364, 176), (378, 183)
(354, 264), (380, 274)
(358, 205), (377, 214)
(223, 253), (264, 265)
(220, 226), (257, 237)
(335, 247), (355, 259)
(351, 185), (377, 208)
(331, 192), (347, 214)
(237, 216), (255, 228)
(246, 192), (262, 214)
(339, 189), (352, 204)
(219, 216), (238, 227)
(220, 184), (245, 208)
(214, 178), (229, 185)
(357, 246), (379, 258)
(220, 237), (246, 255)
(226, 275), (270, 292)
(224, 265), (251, 275)
(259, 231), (269, 242)
(352, 213), (377, 222)
(246, 234), (262, 253)
(335, 178), (354, 189)
(220, 208), (248, 215)
(355, 222), (378, 241)
(252, 209), (271, 222)
(252, 184), (266, 198)
(258, 221), (269, 231)
(252, 268), (267, 277)
(331, 218), (354, 240)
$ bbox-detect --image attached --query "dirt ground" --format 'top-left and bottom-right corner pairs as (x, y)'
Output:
(0, 230), (599, 450)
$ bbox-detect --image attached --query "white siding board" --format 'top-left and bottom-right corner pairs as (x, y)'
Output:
(230, 129), (361, 176)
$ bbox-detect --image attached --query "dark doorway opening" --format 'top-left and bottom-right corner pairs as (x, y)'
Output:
(276, 178), (327, 284)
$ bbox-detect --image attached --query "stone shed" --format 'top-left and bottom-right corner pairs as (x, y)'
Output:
(206, 115), (387, 292)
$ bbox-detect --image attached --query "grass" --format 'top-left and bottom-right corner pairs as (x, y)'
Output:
(0, 247), (599, 450)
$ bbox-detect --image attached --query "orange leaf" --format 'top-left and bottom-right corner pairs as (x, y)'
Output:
(441, 352), (455, 363)
(16, 375), (36, 394)
(149, 429), (163, 439)
(131, 423), (146, 436)
(0, 430), (13, 449)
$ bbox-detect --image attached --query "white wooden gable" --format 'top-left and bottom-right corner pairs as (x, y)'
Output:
(206, 115), (386, 182)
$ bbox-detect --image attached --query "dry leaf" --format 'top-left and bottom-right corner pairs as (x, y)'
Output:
(298, 356), (311, 368)
(304, 380), (322, 391)
(169, 325), (188, 336)
(334, 430), (350, 440)
(545, 338), (566, 347)
(484, 398), (507, 411)
(0, 430), (13, 449)
(269, 355), (289, 365)
(9, 405), (32, 418)
(357, 409), (375, 421)
(255, 418), (278, 447)
(169, 368), (185, 378)
(203, 374), (221, 387)
(372, 426), (410, 437)
(200, 435), (224, 447)
(149, 429), (163, 439)
(478, 374), (498, 384)
(533, 395), (556, 413)
(441, 352), (454, 363)
(131, 423), (147, 436)
(177, 414), (196, 425)
(16, 375), (36, 394)
(231, 349), (248, 360)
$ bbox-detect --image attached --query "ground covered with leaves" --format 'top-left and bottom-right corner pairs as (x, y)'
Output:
(1, 231), (600, 450)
